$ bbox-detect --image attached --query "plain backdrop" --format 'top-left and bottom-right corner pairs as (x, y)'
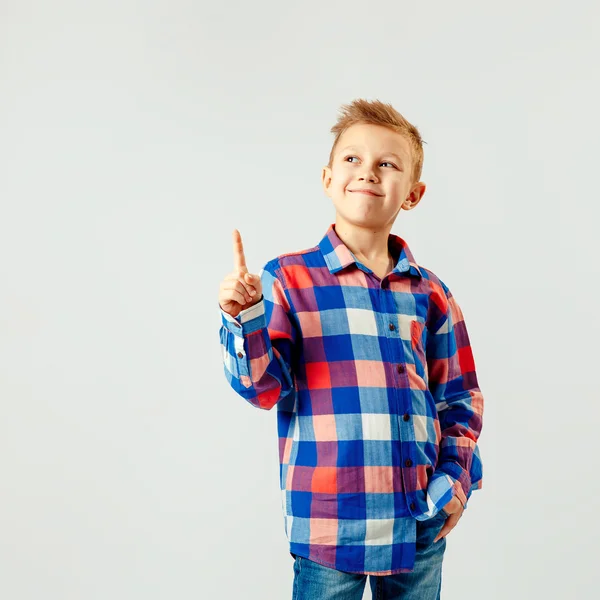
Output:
(1, 1), (599, 598)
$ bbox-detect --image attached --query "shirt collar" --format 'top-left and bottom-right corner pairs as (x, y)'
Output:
(318, 223), (423, 279)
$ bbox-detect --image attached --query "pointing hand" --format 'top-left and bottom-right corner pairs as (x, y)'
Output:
(218, 229), (263, 318)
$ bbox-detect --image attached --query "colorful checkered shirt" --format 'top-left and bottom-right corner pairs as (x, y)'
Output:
(219, 223), (483, 575)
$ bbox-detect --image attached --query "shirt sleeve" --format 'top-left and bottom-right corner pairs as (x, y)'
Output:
(425, 280), (484, 513)
(218, 261), (297, 410)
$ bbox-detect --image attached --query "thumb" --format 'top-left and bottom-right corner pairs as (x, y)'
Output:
(246, 273), (262, 292)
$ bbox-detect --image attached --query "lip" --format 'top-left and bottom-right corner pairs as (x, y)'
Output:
(349, 189), (383, 197)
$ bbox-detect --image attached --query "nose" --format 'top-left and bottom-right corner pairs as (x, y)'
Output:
(358, 165), (378, 182)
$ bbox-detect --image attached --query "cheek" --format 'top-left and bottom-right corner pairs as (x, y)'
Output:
(332, 166), (352, 181)
(337, 173), (354, 190)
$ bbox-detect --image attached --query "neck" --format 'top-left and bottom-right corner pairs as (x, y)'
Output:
(334, 219), (394, 263)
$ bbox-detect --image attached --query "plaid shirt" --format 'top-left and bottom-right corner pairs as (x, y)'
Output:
(219, 223), (483, 575)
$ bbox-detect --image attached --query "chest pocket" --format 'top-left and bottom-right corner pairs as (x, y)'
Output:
(410, 319), (428, 378)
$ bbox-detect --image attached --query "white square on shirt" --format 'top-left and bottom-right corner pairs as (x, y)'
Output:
(346, 308), (379, 336)
(412, 414), (430, 442)
(361, 413), (392, 441)
(396, 314), (416, 341)
(365, 518), (394, 545)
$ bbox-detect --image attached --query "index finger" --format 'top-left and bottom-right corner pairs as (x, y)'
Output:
(232, 229), (248, 272)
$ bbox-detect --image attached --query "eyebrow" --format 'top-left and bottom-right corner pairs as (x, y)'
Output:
(338, 146), (406, 166)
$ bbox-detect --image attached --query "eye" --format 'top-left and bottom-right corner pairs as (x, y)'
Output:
(345, 156), (397, 168)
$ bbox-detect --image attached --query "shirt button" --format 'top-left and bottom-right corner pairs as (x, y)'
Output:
(404, 459), (412, 467)
(403, 413), (410, 421)
(389, 323), (395, 331)
(237, 352), (244, 358)
(397, 364), (404, 373)
(409, 502), (415, 510)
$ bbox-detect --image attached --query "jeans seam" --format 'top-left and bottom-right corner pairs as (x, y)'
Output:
(292, 557), (301, 600)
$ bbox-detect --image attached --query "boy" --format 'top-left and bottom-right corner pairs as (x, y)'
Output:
(218, 99), (484, 599)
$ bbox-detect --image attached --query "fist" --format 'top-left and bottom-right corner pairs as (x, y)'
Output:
(218, 229), (263, 318)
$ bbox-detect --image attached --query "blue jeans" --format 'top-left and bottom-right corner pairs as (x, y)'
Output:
(291, 509), (448, 600)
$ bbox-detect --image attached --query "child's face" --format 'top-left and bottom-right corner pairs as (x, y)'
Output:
(322, 123), (426, 230)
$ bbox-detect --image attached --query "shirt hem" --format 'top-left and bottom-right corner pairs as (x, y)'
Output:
(289, 549), (415, 576)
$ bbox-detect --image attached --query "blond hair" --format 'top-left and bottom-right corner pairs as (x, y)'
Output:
(327, 99), (425, 183)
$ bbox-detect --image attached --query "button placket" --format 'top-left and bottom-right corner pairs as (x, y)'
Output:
(388, 316), (414, 504)
(380, 291), (414, 504)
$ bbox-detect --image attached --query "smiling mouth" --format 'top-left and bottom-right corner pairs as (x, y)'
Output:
(350, 190), (382, 197)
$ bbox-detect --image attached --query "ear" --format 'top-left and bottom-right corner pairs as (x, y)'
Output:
(321, 166), (333, 197)
(403, 181), (427, 210)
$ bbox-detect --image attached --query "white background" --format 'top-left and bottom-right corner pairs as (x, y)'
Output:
(1, 1), (599, 598)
